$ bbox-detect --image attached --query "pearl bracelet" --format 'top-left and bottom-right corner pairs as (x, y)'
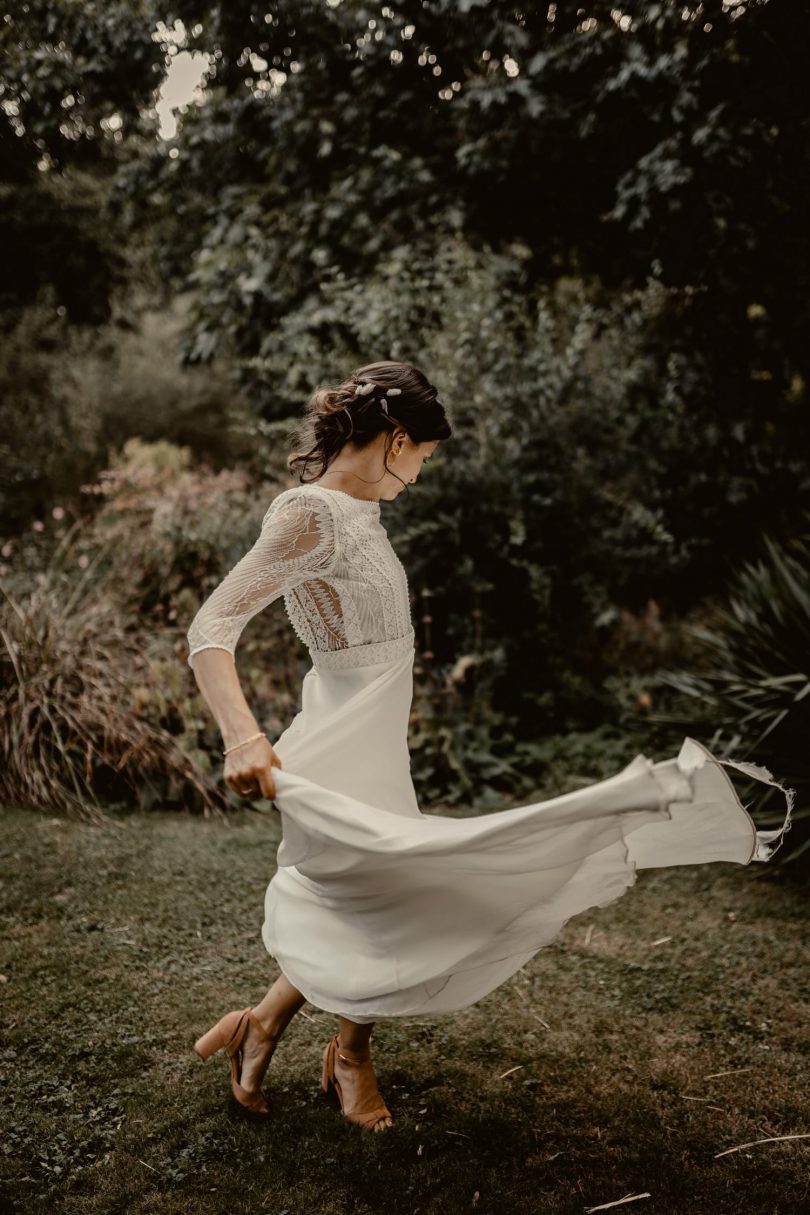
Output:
(223, 730), (267, 757)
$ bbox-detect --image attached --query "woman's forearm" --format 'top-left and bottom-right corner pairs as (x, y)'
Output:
(189, 648), (262, 749)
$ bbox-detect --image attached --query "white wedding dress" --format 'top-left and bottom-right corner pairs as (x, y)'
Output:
(187, 483), (794, 1024)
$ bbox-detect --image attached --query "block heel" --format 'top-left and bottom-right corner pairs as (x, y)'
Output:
(194, 1022), (226, 1061)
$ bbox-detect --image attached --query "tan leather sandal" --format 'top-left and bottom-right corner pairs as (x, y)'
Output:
(321, 1032), (395, 1131)
(194, 1006), (276, 1115)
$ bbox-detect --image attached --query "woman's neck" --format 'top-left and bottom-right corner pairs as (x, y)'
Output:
(314, 464), (385, 502)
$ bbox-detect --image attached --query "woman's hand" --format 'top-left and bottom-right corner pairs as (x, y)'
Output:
(223, 736), (283, 801)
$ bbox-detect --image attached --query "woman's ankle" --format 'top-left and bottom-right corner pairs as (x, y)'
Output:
(251, 1008), (286, 1040)
(336, 1035), (372, 1062)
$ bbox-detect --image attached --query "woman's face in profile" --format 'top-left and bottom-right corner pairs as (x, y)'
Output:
(380, 436), (440, 500)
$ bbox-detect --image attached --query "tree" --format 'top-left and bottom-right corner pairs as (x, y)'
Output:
(0, 0), (166, 325)
(121, 2), (807, 411)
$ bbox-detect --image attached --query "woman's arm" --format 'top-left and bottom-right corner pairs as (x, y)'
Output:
(186, 488), (337, 801)
(190, 648), (282, 799)
(191, 648), (261, 749)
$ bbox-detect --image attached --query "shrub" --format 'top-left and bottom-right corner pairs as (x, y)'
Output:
(0, 298), (101, 532)
(647, 526), (809, 869)
(0, 295), (273, 533)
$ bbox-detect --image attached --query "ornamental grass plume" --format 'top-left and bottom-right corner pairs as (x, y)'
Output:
(0, 526), (223, 820)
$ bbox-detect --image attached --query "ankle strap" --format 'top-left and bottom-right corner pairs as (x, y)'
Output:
(336, 1037), (371, 1065)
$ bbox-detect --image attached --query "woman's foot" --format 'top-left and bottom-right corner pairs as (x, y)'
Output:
(237, 1010), (280, 1092)
(333, 1039), (394, 1132)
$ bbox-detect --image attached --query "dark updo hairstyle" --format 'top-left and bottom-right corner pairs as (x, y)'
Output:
(288, 360), (452, 488)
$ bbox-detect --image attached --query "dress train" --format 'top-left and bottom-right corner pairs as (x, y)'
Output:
(261, 648), (793, 1024)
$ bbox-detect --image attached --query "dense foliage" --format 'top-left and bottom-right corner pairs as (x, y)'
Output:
(0, 299), (266, 528)
(0, 1), (164, 325)
(127, 0), (810, 386)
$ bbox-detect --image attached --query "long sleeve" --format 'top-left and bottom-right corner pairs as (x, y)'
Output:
(186, 488), (337, 669)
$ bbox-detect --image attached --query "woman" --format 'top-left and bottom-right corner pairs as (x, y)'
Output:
(186, 359), (792, 1133)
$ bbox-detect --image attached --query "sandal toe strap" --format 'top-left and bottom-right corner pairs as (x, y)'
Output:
(348, 1104), (393, 1127)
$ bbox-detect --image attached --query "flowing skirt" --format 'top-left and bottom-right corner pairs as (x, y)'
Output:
(262, 647), (793, 1024)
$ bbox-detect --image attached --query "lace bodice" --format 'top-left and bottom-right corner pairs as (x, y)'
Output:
(186, 483), (415, 672)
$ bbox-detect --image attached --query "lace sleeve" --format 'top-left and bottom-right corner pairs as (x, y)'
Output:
(186, 488), (336, 668)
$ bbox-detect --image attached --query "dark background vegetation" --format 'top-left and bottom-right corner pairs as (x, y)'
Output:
(1, 3), (808, 1206)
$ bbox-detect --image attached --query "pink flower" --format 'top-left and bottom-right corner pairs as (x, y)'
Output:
(32, 520), (45, 532)
(52, 506), (65, 520)
(78, 554), (89, 569)
(1, 543), (12, 558)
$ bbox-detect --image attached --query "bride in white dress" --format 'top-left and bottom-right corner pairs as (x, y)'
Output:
(186, 360), (793, 1132)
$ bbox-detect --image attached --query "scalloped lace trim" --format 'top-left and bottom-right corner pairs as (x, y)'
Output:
(309, 629), (416, 671)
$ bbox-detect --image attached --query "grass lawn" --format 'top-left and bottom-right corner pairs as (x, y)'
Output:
(1, 803), (807, 1214)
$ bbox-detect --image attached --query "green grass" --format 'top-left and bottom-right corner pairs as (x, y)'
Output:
(1, 805), (807, 1214)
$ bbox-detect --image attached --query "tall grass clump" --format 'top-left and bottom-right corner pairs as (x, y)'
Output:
(0, 522), (221, 818)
